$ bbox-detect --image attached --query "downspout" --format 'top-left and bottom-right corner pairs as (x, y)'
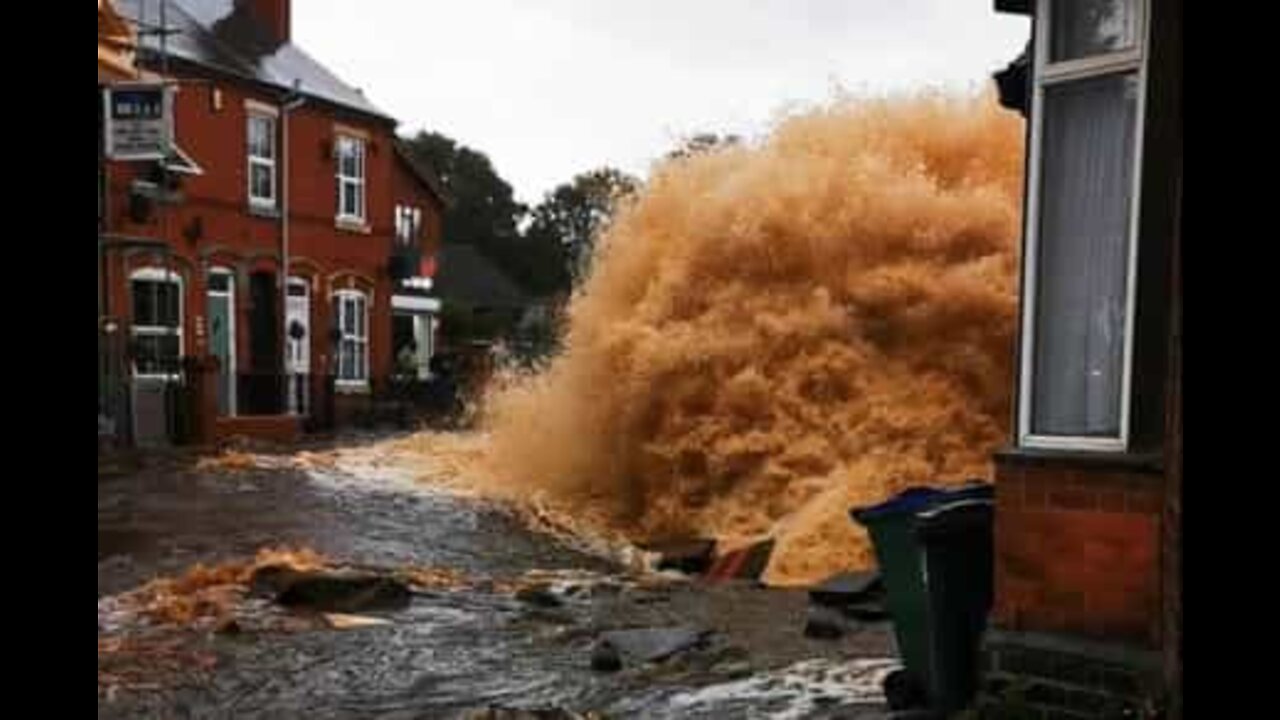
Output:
(280, 80), (306, 409)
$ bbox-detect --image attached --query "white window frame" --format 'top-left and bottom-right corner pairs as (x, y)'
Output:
(286, 277), (313, 414)
(247, 111), (278, 209)
(1018, 0), (1150, 452)
(395, 204), (422, 246)
(207, 267), (238, 415)
(130, 267), (185, 381)
(336, 135), (367, 224)
(334, 289), (370, 388)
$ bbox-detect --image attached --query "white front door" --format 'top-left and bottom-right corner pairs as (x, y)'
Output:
(208, 269), (236, 416)
(286, 278), (311, 414)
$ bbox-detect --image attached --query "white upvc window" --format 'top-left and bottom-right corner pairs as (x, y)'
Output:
(130, 268), (184, 380)
(336, 135), (367, 223)
(395, 204), (422, 246)
(334, 290), (369, 386)
(247, 112), (277, 208)
(1019, 0), (1149, 452)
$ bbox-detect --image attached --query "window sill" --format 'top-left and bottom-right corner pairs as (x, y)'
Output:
(336, 218), (371, 234)
(994, 446), (1164, 476)
(249, 204), (281, 219)
(335, 382), (370, 395)
(133, 373), (182, 383)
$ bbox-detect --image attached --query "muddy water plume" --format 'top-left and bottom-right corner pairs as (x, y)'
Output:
(436, 92), (1024, 586)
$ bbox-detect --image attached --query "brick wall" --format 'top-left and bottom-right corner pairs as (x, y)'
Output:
(981, 630), (1163, 720)
(994, 462), (1164, 648)
(214, 415), (302, 444)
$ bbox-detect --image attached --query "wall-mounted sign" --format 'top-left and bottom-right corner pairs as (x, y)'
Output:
(104, 83), (173, 161)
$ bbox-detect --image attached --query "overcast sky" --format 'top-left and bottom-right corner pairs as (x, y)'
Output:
(294, 0), (1029, 205)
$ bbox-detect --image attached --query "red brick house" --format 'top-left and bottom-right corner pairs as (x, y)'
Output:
(100, 0), (140, 447)
(100, 0), (447, 446)
(983, 1), (1181, 718)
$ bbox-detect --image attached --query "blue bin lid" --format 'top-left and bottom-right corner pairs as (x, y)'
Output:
(915, 498), (995, 540)
(850, 487), (946, 524)
(849, 481), (994, 525)
(944, 481), (995, 502)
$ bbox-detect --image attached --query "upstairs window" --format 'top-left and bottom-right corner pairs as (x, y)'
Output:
(248, 113), (277, 209)
(1020, 0), (1148, 450)
(336, 135), (367, 223)
(395, 204), (422, 246)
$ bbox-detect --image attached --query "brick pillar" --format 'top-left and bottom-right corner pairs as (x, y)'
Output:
(182, 356), (220, 446)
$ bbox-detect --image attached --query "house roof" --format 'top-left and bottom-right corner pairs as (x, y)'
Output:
(116, 0), (391, 121)
(394, 139), (455, 209)
(434, 244), (529, 310)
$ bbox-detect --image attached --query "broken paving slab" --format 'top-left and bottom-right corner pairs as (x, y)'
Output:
(248, 565), (306, 598)
(805, 605), (853, 641)
(591, 625), (712, 672)
(705, 539), (776, 584)
(249, 566), (413, 614)
(461, 708), (608, 720)
(809, 572), (884, 608)
(809, 571), (891, 622)
(640, 538), (718, 575)
(323, 613), (392, 630)
(842, 603), (891, 623)
(515, 584), (566, 609)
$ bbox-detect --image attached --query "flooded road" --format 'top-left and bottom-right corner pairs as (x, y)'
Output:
(98, 435), (897, 719)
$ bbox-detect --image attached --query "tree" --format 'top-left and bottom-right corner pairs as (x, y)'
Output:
(401, 131), (569, 297)
(526, 167), (640, 286)
(665, 132), (743, 161)
(401, 131), (525, 245)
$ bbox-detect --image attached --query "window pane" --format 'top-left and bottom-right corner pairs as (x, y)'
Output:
(134, 334), (180, 374)
(342, 183), (357, 217)
(249, 116), (275, 159)
(132, 279), (180, 327)
(340, 340), (355, 380)
(1031, 73), (1139, 438)
(1051, 0), (1139, 62)
(208, 273), (231, 293)
(251, 163), (274, 201)
(338, 137), (357, 176)
(133, 280), (157, 326)
(248, 118), (262, 155)
(161, 283), (179, 327)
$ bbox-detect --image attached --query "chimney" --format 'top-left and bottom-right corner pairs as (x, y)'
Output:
(241, 0), (290, 45)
